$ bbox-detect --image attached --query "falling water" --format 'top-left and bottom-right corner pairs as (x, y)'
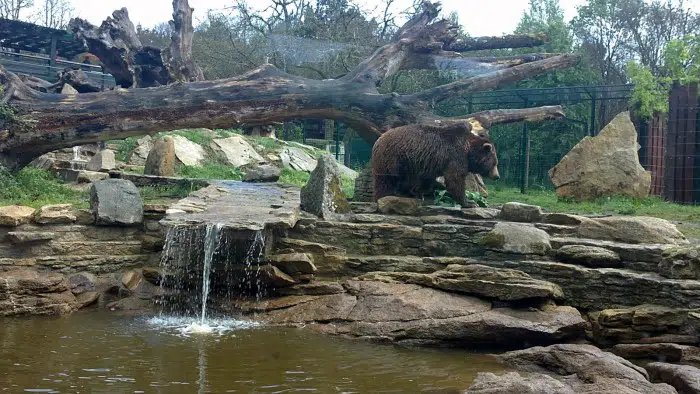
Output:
(72, 146), (81, 161)
(200, 223), (223, 324)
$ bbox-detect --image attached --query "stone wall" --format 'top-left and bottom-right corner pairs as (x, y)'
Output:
(353, 163), (373, 202)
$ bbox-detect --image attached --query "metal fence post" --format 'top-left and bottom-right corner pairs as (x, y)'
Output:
(520, 98), (530, 194)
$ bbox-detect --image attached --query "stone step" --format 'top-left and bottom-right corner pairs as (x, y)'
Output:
(274, 238), (347, 276)
(334, 253), (700, 310)
(0, 254), (153, 274)
(551, 237), (667, 266)
(0, 224), (143, 243)
(0, 241), (145, 259)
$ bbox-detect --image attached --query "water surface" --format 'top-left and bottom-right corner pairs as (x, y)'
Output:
(0, 312), (503, 393)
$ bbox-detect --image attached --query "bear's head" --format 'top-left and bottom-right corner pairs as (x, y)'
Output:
(467, 135), (500, 180)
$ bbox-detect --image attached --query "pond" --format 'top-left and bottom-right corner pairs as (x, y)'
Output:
(0, 312), (504, 393)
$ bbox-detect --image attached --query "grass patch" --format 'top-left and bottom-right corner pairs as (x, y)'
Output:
(177, 162), (244, 180)
(342, 175), (355, 199)
(0, 168), (87, 208)
(278, 168), (309, 187)
(109, 136), (139, 162)
(486, 184), (700, 238)
(167, 128), (240, 146)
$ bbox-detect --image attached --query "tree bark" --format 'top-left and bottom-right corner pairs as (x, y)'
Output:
(0, 1), (578, 168)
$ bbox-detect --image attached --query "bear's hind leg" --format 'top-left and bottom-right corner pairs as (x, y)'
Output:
(443, 167), (471, 208)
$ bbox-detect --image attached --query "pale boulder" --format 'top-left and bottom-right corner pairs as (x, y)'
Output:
(210, 135), (265, 167)
(172, 135), (206, 167)
(549, 112), (651, 201)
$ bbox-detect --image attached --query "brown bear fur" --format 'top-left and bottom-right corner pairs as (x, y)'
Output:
(371, 123), (499, 207)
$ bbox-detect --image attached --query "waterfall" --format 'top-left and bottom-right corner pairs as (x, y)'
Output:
(200, 223), (223, 323)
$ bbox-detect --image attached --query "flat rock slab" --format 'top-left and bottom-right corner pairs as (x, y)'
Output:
(497, 344), (677, 394)
(34, 204), (76, 224)
(162, 182), (301, 231)
(480, 222), (551, 255)
(0, 205), (35, 226)
(251, 280), (584, 348)
(579, 216), (688, 245)
(646, 362), (700, 394)
(358, 264), (563, 302)
(555, 244), (621, 268)
(0, 269), (78, 316)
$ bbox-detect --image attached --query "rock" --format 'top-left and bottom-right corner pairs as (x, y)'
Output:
(86, 150), (116, 172)
(499, 344), (677, 394)
(276, 281), (345, 296)
(27, 154), (55, 170)
(646, 362), (700, 394)
(144, 136), (176, 176)
(75, 291), (99, 308)
(121, 270), (142, 291)
(142, 267), (163, 286)
(243, 165), (281, 183)
(461, 207), (500, 220)
(499, 202), (543, 223)
(611, 343), (688, 363)
(579, 216), (688, 245)
(68, 272), (96, 295)
(377, 196), (421, 216)
(6, 231), (54, 244)
(542, 213), (585, 226)
(269, 253), (317, 275)
(0, 205), (36, 226)
(0, 269), (77, 316)
(549, 111), (652, 201)
(34, 204), (76, 224)
(76, 170), (110, 183)
(338, 164), (358, 179)
(591, 305), (699, 346)
(126, 135), (153, 166)
(60, 83), (78, 95)
(210, 135), (265, 167)
(280, 146), (317, 172)
(300, 154), (350, 219)
(480, 222), (551, 255)
(660, 246), (700, 279)
(172, 135), (206, 167)
(465, 372), (574, 394)
(360, 264), (563, 302)
(555, 245), (621, 268)
(353, 164), (374, 202)
(90, 179), (143, 226)
(259, 265), (296, 288)
(75, 208), (95, 225)
(256, 280), (585, 347)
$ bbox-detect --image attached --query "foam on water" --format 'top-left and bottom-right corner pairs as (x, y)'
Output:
(146, 316), (259, 337)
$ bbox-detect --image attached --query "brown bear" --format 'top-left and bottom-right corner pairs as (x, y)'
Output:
(371, 122), (499, 207)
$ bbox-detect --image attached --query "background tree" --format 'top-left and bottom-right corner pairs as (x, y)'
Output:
(37, 0), (74, 29)
(0, 0), (33, 20)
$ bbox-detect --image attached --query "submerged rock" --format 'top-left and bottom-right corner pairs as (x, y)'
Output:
(549, 111), (652, 201)
(579, 216), (688, 245)
(498, 344), (677, 394)
(144, 136), (176, 177)
(300, 154), (350, 219)
(90, 179), (143, 226)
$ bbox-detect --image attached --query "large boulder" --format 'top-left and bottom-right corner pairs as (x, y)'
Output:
(280, 146), (317, 172)
(549, 112), (651, 201)
(497, 344), (677, 394)
(480, 222), (551, 255)
(0, 205), (35, 226)
(90, 179), (143, 226)
(659, 245), (700, 279)
(359, 264), (563, 302)
(210, 135), (265, 167)
(253, 280), (585, 347)
(172, 135), (206, 167)
(243, 165), (281, 183)
(579, 216), (688, 245)
(465, 372), (575, 394)
(0, 269), (77, 316)
(499, 202), (544, 223)
(86, 150), (116, 172)
(144, 136), (176, 176)
(300, 154), (350, 219)
(646, 362), (700, 394)
(126, 135), (153, 166)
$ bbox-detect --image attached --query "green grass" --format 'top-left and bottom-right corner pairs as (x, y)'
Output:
(109, 136), (139, 162)
(166, 128), (240, 146)
(177, 162), (244, 180)
(341, 175), (355, 199)
(0, 168), (88, 208)
(486, 185), (700, 239)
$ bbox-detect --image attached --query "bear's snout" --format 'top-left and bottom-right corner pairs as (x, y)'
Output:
(489, 167), (500, 180)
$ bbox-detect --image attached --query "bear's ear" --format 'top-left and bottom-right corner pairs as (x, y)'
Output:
(483, 143), (493, 152)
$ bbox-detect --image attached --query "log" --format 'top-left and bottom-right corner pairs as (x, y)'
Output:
(53, 69), (102, 93)
(0, 1), (580, 168)
(446, 33), (548, 52)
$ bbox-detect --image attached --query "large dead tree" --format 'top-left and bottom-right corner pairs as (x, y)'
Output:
(0, 1), (578, 168)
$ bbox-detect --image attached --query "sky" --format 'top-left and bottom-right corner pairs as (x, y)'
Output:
(64, 0), (700, 37)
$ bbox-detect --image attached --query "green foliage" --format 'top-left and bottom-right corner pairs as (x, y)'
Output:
(627, 61), (670, 119)
(109, 137), (139, 162)
(341, 175), (355, 199)
(0, 168), (87, 208)
(177, 162), (244, 180)
(167, 128), (238, 146)
(278, 168), (310, 187)
(433, 189), (489, 208)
